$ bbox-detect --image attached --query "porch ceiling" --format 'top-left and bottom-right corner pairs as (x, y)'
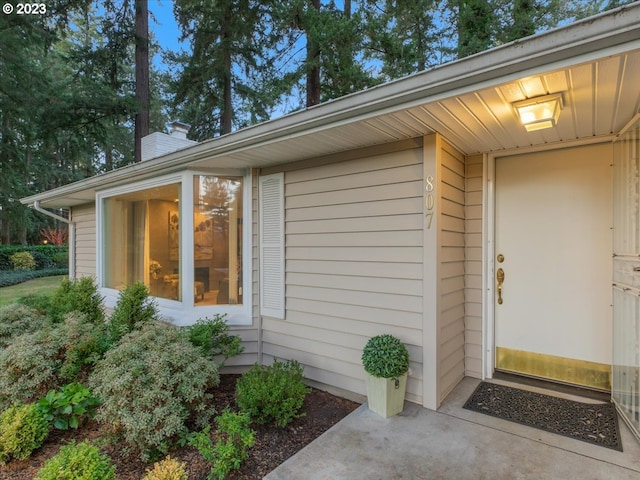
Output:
(192, 48), (640, 170)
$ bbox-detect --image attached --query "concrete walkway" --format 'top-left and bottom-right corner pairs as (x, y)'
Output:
(265, 377), (640, 480)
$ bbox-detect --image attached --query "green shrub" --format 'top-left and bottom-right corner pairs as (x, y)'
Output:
(10, 252), (36, 271)
(37, 383), (101, 430)
(108, 282), (158, 342)
(34, 441), (115, 480)
(0, 312), (108, 409)
(49, 277), (105, 325)
(187, 314), (244, 367)
(51, 251), (69, 268)
(0, 245), (68, 271)
(142, 456), (188, 480)
(0, 269), (68, 288)
(235, 359), (310, 427)
(361, 334), (410, 378)
(0, 403), (50, 464)
(89, 323), (219, 460)
(187, 409), (255, 480)
(0, 304), (47, 348)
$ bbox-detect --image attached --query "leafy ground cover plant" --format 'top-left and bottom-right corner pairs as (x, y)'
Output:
(34, 441), (115, 480)
(187, 314), (244, 367)
(142, 455), (188, 480)
(0, 304), (47, 348)
(37, 382), (101, 430)
(89, 323), (220, 460)
(187, 409), (255, 480)
(235, 359), (310, 427)
(0, 403), (49, 464)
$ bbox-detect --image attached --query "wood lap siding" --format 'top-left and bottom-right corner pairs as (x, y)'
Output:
(71, 203), (96, 278)
(262, 147), (425, 404)
(438, 140), (466, 402)
(465, 154), (483, 379)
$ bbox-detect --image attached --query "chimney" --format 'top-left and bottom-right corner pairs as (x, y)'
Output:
(169, 121), (190, 140)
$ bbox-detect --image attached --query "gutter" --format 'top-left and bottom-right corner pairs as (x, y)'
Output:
(31, 201), (75, 280)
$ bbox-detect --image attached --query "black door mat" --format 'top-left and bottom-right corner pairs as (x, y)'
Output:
(463, 382), (622, 451)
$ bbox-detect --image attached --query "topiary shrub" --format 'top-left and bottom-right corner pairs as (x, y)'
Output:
(142, 456), (188, 480)
(9, 252), (36, 271)
(235, 359), (310, 427)
(0, 403), (50, 464)
(187, 314), (244, 367)
(361, 334), (410, 379)
(89, 323), (219, 460)
(0, 312), (109, 409)
(107, 282), (158, 342)
(0, 304), (47, 348)
(34, 441), (115, 480)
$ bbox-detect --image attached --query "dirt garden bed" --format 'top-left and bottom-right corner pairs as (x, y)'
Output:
(0, 375), (360, 480)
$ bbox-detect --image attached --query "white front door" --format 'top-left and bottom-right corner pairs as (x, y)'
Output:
(494, 144), (613, 390)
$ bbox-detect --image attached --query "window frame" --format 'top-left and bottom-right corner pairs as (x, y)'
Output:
(96, 169), (253, 326)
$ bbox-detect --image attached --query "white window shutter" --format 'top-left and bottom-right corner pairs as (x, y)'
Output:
(259, 173), (285, 318)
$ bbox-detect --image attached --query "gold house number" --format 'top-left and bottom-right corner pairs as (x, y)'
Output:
(425, 175), (434, 229)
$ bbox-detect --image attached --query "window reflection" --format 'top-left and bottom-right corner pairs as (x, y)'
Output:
(193, 176), (243, 306)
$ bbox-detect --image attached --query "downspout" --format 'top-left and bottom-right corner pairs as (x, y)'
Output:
(31, 201), (75, 280)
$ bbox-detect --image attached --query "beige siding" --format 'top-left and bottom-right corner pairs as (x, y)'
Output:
(262, 144), (425, 404)
(465, 154), (484, 378)
(71, 203), (96, 278)
(438, 140), (466, 401)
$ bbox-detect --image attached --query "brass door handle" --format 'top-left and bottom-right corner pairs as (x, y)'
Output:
(496, 268), (505, 304)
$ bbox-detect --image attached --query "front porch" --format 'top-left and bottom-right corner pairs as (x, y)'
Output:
(266, 377), (640, 479)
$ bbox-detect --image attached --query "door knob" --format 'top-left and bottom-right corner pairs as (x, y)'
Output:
(497, 268), (505, 305)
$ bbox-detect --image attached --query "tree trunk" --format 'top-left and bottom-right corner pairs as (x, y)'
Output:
(221, 9), (233, 135)
(134, 0), (150, 163)
(306, 0), (321, 107)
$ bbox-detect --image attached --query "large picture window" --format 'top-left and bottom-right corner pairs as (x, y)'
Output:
(102, 183), (181, 301)
(100, 172), (248, 320)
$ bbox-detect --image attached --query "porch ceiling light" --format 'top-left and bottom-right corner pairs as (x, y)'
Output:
(513, 93), (564, 132)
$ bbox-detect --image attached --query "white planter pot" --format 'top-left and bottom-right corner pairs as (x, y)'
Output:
(364, 372), (408, 418)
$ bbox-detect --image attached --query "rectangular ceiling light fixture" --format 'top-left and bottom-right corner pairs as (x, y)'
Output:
(513, 93), (564, 132)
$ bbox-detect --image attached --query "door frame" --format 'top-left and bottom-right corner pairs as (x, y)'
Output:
(482, 137), (615, 381)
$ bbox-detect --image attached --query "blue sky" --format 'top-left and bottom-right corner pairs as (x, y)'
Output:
(148, 1), (184, 69)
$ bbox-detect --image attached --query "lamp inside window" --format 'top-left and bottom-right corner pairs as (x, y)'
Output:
(513, 94), (563, 132)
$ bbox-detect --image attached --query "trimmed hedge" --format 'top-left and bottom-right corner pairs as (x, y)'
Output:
(0, 246), (68, 271)
(0, 269), (68, 288)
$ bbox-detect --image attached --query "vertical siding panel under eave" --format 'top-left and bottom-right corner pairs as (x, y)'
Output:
(465, 154), (484, 379)
(71, 203), (96, 278)
(262, 145), (424, 404)
(439, 140), (466, 402)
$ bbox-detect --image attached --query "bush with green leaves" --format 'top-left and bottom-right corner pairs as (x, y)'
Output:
(0, 312), (108, 409)
(34, 441), (115, 480)
(107, 282), (158, 342)
(361, 334), (410, 379)
(37, 382), (101, 430)
(9, 251), (36, 271)
(48, 276), (105, 325)
(0, 269), (68, 288)
(235, 359), (310, 427)
(0, 303), (47, 348)
(188, 408), (255, 480)
(89, 323), (220, 460)
(142, 456), (188, 480)
(0, 403), (50, 464)
(187, 314), (244, 367)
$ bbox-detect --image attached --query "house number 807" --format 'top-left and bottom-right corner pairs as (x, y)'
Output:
(425, 175), (435, 229)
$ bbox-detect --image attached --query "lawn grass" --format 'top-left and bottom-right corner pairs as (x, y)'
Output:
(0, 275), (65, 307)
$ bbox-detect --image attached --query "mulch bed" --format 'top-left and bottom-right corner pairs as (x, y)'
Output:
(0, 374), (361, 479)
